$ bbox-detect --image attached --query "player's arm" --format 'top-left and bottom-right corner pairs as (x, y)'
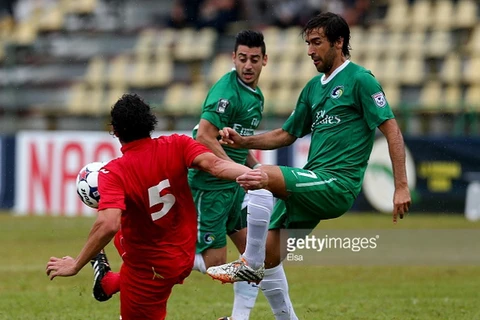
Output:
(355, 71), (411, 223)
(197, 119), (262, 167)
(73, 208), (120, 269)
(219, 87), (312, 150)
(192, 152), (268, 189)
(196, 118), (233, 161)
(46, 208), (120, 280)
(246, 150), (261, 168)
(378, 119), (411, 223)
(219, 128), (297, 150)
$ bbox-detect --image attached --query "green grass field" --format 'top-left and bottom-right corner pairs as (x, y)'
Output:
(0, 212), (479, 320)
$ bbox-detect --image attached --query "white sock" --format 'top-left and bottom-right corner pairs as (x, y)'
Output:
(232, 281), (259, 320)
(243, 189), (273, 270)
(192, 253), (206, 274)
(260, 264), (298, 320)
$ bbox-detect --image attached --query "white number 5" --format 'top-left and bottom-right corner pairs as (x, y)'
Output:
(148, 179), (176, 221)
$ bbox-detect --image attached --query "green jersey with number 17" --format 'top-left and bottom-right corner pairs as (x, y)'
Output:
(188, 70), (264, 190)
(282, 61), (394, 197)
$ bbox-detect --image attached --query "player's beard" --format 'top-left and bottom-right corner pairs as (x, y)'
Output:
(316, 47), (336, 74)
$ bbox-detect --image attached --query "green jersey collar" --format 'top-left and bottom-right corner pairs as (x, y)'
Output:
(236, 75), (258, 93)
(321, 60), (350, 85)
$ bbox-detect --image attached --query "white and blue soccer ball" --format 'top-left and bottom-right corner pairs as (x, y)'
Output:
(76, 161), (105, 209)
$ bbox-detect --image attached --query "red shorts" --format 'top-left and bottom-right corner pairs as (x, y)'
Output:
(119, 262), (191, 320)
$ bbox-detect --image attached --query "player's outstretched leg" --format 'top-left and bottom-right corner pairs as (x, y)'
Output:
(90, 249), (113, 302)
(207, 189), (273, 283)
(206, 256), (265, 284)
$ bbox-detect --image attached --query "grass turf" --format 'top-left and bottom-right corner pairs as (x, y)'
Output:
(0, 212), (479, 320)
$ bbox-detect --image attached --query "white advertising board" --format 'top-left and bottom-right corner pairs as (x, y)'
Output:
(15, 131), (122, 216)
(15, 131), (276, 216)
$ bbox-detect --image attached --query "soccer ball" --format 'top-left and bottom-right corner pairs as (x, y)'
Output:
(76, 162), (105, 209)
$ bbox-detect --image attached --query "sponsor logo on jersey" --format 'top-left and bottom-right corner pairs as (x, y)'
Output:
(371, 92), (387, 108)
(232, 123), (255, 136)
(312, 110), (341, 129)
(330, 86), (344, 99)
(216, 99), (230, 113)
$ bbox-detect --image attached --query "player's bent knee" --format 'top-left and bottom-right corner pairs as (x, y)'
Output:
(248, 189), (274, 210)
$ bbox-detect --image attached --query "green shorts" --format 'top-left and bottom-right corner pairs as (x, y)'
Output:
(191, 186), (246, 253)
(269, 166), (356, 235)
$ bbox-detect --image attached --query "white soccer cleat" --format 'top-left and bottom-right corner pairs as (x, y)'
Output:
(206, 257), (264, 284)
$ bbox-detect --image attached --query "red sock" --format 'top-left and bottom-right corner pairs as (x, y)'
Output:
(101, 271), (121, 296)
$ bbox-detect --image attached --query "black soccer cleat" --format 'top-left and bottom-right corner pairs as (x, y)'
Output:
(90, 250), (112, 302)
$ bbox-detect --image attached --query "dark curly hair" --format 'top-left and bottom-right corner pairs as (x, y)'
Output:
(234, 30), (266, 56)
(110, 93), (158, 143)
(302, 12), (351, 58)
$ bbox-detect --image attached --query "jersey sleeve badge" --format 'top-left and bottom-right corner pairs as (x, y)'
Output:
(216, 99), (230, 113)
(371, 92), (387, 108)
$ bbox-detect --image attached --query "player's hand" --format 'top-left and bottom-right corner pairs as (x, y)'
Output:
(46, 256), (79, 280)
(237, 169), (268, 190)
(393, 186), (411, 224)
(219, 127), (243, 148)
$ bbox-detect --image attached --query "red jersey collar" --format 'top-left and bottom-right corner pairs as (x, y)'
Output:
(120, 137), (152, 154)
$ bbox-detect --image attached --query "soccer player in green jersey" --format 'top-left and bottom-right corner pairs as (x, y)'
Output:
(188, 30), (297, 320)
(188, 31), (267, 271)
(207, 12), (411, 319)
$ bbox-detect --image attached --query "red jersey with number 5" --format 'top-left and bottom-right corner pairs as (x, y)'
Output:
(98, 134), (210, 279)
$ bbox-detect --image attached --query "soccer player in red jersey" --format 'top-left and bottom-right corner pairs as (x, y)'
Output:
(46, 93), (267, 320)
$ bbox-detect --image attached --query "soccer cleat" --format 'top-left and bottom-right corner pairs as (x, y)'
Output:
(206, 257), (264, 284)
(90, 250), (112, 302)
(217, 317), (233, 320)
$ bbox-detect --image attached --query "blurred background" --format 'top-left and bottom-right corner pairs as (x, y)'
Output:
(2, 3), (480, 318)
(0, 0), (480, 217)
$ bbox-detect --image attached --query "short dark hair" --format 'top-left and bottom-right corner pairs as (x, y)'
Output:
(234, 30), (266, 56)
(110, 93), (158, 143)
(302, 12), (351, 58)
